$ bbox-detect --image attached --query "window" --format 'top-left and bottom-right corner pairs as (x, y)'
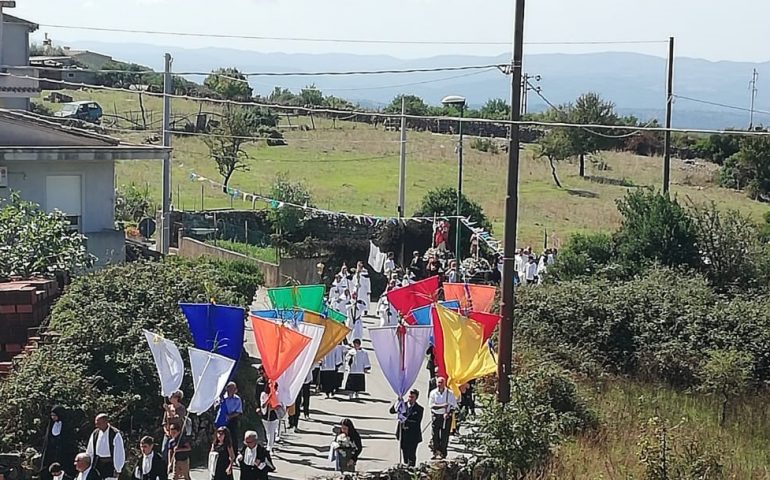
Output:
(45, 175), (82, 232)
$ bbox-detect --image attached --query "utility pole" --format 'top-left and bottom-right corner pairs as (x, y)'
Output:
(397, 96), (407, 217)
(498, 0), (525, 404)
(749, 68), (759, 130)
(662, 36), (674, 194)
(160, 53), (172, 254)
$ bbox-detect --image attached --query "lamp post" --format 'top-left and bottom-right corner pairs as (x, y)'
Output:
(442, 95), (466, 269)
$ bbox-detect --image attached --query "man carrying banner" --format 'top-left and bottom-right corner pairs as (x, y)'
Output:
(428, 377), (456, 460)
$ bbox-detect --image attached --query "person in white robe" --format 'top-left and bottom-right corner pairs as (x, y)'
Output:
(343, 339), (371, 399)
(329, 274), (345, 307)
(352, 261), (372, 315)
(377, 293), (399, 327)
(346, 292), (366, 343)
(334, 343), (349, 394)
(525, 256), (538, 285)
(537, 254), (548, 284)
(338, 265), (351, 290)
(319, 344), (344, 398)
(383, 252), (397, 280)
(333, 289), (349, 315)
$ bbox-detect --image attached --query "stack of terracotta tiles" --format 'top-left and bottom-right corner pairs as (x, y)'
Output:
(0, 278), (61, 376)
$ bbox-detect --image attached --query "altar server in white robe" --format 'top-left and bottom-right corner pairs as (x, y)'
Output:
(346, 292), (366, 342)
(377, 283), (399, 327)
(329, 274), (345, 307)
(344, 339), (371, 399)
(319, 343), (345, 398)
(352, 261), (372, 315)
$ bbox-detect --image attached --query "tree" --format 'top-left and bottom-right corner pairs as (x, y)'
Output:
(719, 135), (770, 199)
(413, 187), (492, 256)
(536, 129), (573, 187)
(95, 60), (151, 88)
(544, 92), (619, 177)
(480, 98), (511, 120)
(384, 94), (429, 116)
(699, 350), (753, 426)
(115, 183), (155, 225)
(299, 84), (324, 107)
(205, 106), (281, 191)
(0, 192), (93, 280)
(204, 68), (253, 100)
(614, 189), (700, 270)
(267, 173), (314, 240)
(694, 133), (741, 165)
(267, 87), (300, 105)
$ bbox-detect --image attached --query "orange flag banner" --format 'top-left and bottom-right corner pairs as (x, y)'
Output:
(302, 310), (351, 362)
(443, 283), (497, 313)
(435, 305), (497, 397)
(250, 315), (311, 407)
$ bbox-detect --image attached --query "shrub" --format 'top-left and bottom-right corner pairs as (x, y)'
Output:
(546, 232), (617, 281)
(470, 137), (500, 154)
(0, 259), (258, 452)
(638, 416), (724, 479)
(614, 189), (700, 270)
(466, 365), (596, 478)
(115, 183), (156, 226)
(0, 192), (93, 280)
(698, 350), (753, 426)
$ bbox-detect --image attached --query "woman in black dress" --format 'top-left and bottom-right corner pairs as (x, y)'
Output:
(210, 427), (235, 480)
(41, 405), (77, 480)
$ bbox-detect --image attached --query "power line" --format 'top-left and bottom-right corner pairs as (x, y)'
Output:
(7, 72), (770, 137)
(38, 23), (668, 46)
(674, 94), (770, 116)
(527, 79), (661, 139)
(18, 63), (505, 77)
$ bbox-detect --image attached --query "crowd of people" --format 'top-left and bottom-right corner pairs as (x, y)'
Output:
(35, 251), (528, 480)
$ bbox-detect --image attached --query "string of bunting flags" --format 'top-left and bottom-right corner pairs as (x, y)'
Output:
(188, 171), (466, 226)
(462, 217), (503, 255)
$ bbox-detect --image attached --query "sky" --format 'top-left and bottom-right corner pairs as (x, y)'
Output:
(11, 0), (770, 62)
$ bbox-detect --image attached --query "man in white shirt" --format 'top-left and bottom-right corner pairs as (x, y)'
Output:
(428, 377), (457, 460)
(74, 453), (99, 480)
(85, 414), (125, 480)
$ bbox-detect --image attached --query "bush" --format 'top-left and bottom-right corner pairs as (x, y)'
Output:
(0, 259), (259, 452)
(546, 232), (618, 281)
(115, 183), (156, 226)
(614, 189), (700, 271)
(0, 192), (93, 280)
(470, 137), (500, 154)
(638, 416), (724, 479)
(517, 267), (770, 389)
(465, 365), (596, 478)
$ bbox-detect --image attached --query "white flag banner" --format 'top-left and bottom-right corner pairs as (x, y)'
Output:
(188, 347), (236, 414)
(277, 322), (324, 407)
(368, 241), (388, 273)
(143, 330), (184, 397)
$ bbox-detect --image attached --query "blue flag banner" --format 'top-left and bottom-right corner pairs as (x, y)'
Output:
(180, 303), (246, 363)
(410, 300), (460, 326)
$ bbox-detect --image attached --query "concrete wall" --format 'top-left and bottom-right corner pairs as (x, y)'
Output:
(177, 237), (325, 287)
(86, 229), (126, 267)
(178, 237), (281, 287)
(1, 22), (35, 110)
(279, 257), (324, 285)
(1, 22), (29, 67)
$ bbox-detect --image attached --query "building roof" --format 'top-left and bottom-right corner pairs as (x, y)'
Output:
(0, 108), (120, 145)
(2, 14), (39, 32)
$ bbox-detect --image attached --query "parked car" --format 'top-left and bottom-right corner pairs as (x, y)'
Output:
(54, 101), (103, 123)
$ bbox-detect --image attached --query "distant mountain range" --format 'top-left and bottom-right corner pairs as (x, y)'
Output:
(66, 41), (770, 130)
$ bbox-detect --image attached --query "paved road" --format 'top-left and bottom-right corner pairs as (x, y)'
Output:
(192, 296), (465, 479)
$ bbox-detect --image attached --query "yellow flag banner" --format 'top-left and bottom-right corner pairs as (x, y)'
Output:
(435, 305), (498, 397)
(303, 310), (351, 362)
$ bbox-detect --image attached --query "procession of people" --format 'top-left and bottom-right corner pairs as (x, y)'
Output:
(33, 239), (533, 479)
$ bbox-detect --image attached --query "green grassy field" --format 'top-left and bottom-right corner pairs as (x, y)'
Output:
(545, 379), (770, 479)
(40, 89), (769, 246)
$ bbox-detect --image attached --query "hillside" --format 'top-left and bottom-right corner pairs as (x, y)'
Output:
(61, 41), (770, 129)
(39, 89), (769, 247)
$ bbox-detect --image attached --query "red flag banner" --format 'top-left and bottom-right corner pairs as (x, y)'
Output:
(443, 283), (497, 313)
(387, 276), (440, 320)
(468, 311), (501, 342)
(432, 308), (500, 378)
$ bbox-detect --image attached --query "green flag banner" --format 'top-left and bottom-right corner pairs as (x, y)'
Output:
(268, 285), (326, 312)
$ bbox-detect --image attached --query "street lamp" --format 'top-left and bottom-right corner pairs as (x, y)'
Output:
(441, 95), (466, 270)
